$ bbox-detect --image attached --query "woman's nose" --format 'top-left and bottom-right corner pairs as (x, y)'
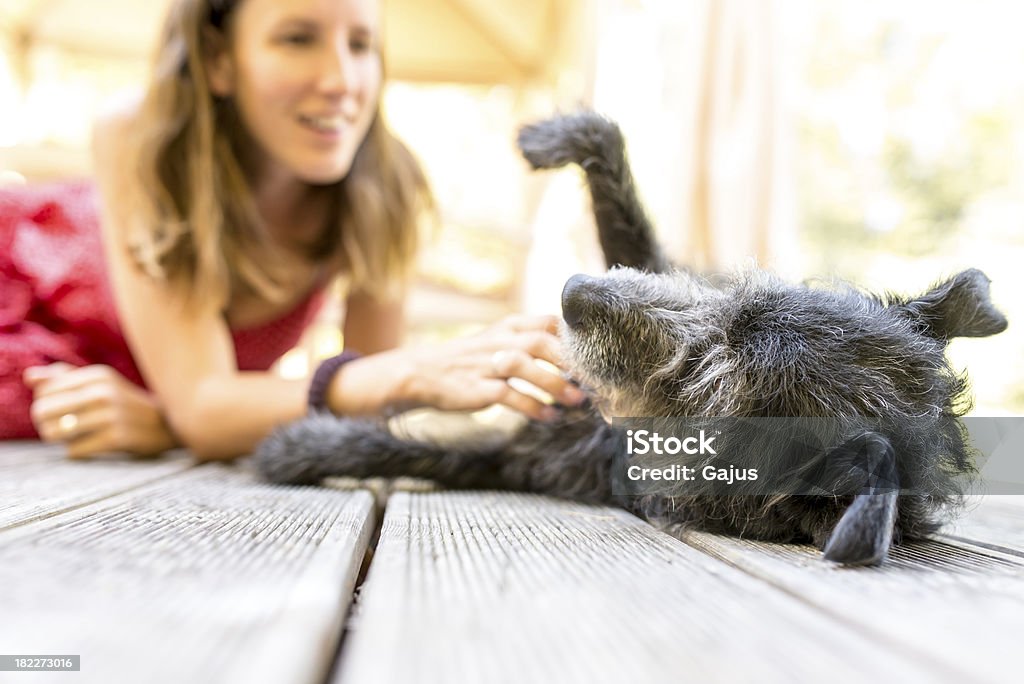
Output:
(316, 42), (355, 94)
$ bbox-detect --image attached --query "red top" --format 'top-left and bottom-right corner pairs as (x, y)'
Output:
(0, 180), (326, 438)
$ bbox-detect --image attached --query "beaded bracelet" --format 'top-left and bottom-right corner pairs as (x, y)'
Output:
(307, 350), (362, 412)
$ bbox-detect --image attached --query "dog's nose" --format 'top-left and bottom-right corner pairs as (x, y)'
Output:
(561, 273), (598, 328)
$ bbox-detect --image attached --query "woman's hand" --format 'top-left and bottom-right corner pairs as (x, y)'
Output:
(393, 314), (586, 421)
(24, 363), (179, 458)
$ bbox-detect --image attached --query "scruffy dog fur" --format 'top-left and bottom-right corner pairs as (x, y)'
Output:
(256, 112), (1007, 566)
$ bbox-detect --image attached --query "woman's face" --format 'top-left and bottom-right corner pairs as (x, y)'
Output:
(208, 0), (382, 186)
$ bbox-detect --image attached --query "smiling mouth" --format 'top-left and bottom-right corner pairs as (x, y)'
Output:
(298, 114), (346, 134)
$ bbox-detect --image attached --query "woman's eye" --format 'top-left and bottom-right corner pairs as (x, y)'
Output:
(281, 33), (315, 46)
(350, 39), (372, 54)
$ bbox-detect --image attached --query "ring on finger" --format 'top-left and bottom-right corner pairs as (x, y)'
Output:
(490, 350), (517, 378)
(58, 413), (79, 436)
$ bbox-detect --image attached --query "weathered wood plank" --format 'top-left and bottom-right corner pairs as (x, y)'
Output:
(0, 463), (375, 684)
(937, 495), (1024, 557)
(679, 529), (1024, 684)
(0, 445), (195, 530)
(335, 491), (955, 684)
(0, 440), (67, 466)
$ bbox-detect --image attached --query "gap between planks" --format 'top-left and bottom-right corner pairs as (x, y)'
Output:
(333, 490), (963, 684)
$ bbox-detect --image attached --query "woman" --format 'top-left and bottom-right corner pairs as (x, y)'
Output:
(0, 0), (584, 459)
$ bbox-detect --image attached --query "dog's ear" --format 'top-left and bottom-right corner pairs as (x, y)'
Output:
(895, 269), (1007, 341)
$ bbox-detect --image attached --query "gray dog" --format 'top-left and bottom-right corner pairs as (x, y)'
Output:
(255, 112), (1007, 566)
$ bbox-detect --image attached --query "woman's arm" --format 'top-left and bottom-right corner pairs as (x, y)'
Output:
(343, 289), (405, 353)
(332, 278), (587, 421)
(326, 313), (585, 421)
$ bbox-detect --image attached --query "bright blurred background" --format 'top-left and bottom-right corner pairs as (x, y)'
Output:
(1, 0), (1022, 414)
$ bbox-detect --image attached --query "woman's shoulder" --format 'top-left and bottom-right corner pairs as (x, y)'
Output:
(90, 90), (147, 244)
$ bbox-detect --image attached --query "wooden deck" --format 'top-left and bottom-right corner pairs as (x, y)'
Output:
(1, 441), (1022, 683)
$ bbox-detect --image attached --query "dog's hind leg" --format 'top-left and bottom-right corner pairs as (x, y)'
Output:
(820, 432), (900, 566)
(253, 413), (511, 488)
(517, 112), (671, 273)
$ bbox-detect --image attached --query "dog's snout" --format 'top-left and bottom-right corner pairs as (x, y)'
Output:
(562, 274), (599, 328)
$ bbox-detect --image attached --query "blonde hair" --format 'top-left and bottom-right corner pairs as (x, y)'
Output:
(125, 0), (431, 308)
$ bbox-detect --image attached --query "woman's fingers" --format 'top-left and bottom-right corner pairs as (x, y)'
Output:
(31, 393), (81, 440)
(22, 362), (77, 390)
(28, 365), (116, 398)
(512, 331), (565, 368)
(507, 331), (584, 404)
(489, 349), (584, 407)
(28, 366), (123, 442)
(401, 314), (583, 420)
(24, 363), (173, 457)
(479, 379), (558, 422)
(30, 381), (115, 428)
(476, 316), (584, 415)
(34, 402), (113, 443)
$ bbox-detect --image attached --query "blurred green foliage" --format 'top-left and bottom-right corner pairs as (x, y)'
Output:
(795, 5), (1024, 414)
